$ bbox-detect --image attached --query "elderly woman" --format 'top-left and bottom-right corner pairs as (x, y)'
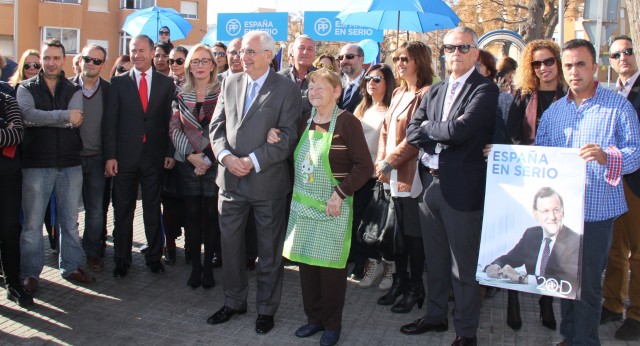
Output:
(352, 63), (397, 290)
(279, 69), (373, 346)
(169, 44), (221, 288)
(376, 41), (433, 313)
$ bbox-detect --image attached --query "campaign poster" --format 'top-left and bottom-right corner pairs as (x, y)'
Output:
(477, 145), (585, 300)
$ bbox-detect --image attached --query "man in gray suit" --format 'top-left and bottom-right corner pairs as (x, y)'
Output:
(207, 30), (302, 335)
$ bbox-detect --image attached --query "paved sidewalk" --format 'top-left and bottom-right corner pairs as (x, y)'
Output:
(0, 202), (633, 345)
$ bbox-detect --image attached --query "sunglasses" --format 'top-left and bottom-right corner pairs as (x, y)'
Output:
(159, 31), (170, 35)
(115, 65), (130, 73)
(23, 62), (41, 70)
(212, 52), (226, 58)
(392, 56), (410, 63)
(81, 56), (104, 65)
(365, 75), (383, 83)
(443, 44), (476, 54)
(531, 57), (556, 69)
(610, 48), (634, 60)
(317, 63), (334, 71)
(168, 58), (185, 65)
(337, 54), (360, 61)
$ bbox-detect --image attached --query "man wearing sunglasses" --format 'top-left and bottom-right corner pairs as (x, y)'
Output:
(535, 39), (640, 346)
(16, 38), (95, 293)
(279, 35), (316, 114)
(601, 35), (640, 341)
(69, 44), (110, 274)
(337, 43), (365, 114)
(405, 27), (498, 346)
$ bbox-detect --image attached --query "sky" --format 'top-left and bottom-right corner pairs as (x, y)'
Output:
(206, 0), (347, 25)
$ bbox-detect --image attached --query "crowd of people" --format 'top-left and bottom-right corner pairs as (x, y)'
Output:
(0, 24), (639, 346)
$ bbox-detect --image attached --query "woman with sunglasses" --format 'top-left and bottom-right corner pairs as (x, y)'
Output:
(312, 54), (338, 72)
(169, 44), (221, 288)
(376, 41), (433, 313)
(351, 64), (397, 290)
(110, 55), (132, 77)
(501, 39), (566, 331)
(211, 42), (228, 75)
(169, 46), (189, 89)
(158, 26), (174, 49)
(9, 50), (41, 90)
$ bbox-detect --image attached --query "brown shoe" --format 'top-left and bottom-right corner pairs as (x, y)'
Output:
(21, 277), (38, 296)
(64, 268), (96, 284)
(87, 256), (104, 272)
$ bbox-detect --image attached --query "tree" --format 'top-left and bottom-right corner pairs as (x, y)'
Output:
(627, 0), (640, 64)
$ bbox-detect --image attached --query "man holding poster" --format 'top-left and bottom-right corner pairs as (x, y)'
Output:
(485, 187), (580, 292)
(535, 39), (640, 346)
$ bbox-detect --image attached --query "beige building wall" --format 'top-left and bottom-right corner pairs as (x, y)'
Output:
(0, 0), (207, 80)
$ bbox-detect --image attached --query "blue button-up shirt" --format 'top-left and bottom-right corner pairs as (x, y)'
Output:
(535, 84), (640, 222)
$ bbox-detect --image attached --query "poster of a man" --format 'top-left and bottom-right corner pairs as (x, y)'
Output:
(484, 187), (581, 295)
(477, 144), (585, 300)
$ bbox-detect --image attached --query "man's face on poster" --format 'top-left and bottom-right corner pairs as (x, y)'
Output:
(534, 194), (564, 236)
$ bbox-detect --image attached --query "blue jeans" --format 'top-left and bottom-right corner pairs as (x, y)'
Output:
(20, 166), (85, 278)
(81, 155), (106, 257)
(560, 218), (615, 345)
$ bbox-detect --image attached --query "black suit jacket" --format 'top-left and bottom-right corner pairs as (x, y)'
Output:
(279, 66), (316, 115)
(623, 76), (640, 197)
(492, 225), (581, 291)
(103, 69), (175, 169)
(338, 82), (362, 114)
(406, 69), (498, 211)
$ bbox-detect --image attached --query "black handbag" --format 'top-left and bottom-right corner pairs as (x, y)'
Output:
(357, 182), (403, 259)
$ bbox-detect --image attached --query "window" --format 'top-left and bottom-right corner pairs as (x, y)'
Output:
(88, 0), (108, 12)
(120, 0), (154, 9)
(86, 39), (109, 59)
(180, 1), (198, 19)
(45, 0), (81, 3)
(119, 31), (132, 56)
(43, 27), (80, 55)
(0, 35), (14, 59)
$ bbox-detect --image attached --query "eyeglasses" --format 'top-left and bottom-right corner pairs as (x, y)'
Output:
(536, 207), (563, 217)
(610, 48), (634, 60)
(81, 56), (104, 65)
(531, 57), (556, 69)
(168, 58), (185, 65)
(238, 49), (269, 57)
(443, 44), (477, 54)
(159, 31), (170, 35)
(392, 56), (410, 63)
(337, 54), (360, 61)
(212, 52), (226, 58)
(115, 65), (129, 73)
(190, 58), (213, 66)
(316, 63), (334, 71)
(23, 62), (42, 70)
(365, 75), (383, 83)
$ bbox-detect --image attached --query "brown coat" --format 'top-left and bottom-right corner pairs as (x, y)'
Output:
(377, 85), (430, 192)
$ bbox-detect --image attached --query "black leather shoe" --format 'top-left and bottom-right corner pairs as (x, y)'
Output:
(451, 336), (477, 346)
(295, 323), (324, 338)
(378, 274), (406, 306)
(400, 317), (448, 335)
(207, 306), (247, 325)
(212, 253), (222, 268)
(539, 295), (556, 330)
(600, 306), (623, 324)
(615, 318), (640, 341)
(7, 284), (34, 308)
(391, 282), (425, 313)
(113, 261), (128, 278)
(506, 290), (522, 330)
(255, 314), (275, 334)
(147, 261), (165, 273)
(320, 327), (341, 346)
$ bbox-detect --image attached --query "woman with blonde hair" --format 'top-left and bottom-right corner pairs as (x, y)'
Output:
(503, 39), (566, 331)
(169, 44), (221, 289)
(313, 54), (339, 72)
(9, 50), (40, 88)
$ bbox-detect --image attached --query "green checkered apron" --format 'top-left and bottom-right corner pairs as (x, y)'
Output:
(282, 106), (353, 269)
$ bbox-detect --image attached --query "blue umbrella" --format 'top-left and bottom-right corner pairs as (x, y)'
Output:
(201, 25), (218, 46)
(122, 6), (193, 43)
(336, 0), (460, 43)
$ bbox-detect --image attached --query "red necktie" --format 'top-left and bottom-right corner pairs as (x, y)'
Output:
(139, 72), (148, 143)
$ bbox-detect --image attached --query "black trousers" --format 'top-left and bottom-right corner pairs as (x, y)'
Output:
(112, 153), (164, 264)
(299, 263), (347, 331)
(0, 169), (22, 286)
